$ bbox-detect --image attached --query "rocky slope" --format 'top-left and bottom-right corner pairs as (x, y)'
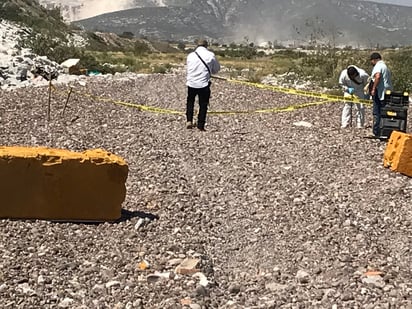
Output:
(73, 0), (412, 46)
(0, 72), (411, 308)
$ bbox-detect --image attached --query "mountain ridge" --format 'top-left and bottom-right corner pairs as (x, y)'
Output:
(71, 0), (412, 47)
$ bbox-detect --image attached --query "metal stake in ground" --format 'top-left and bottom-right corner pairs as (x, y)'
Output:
(47, 74), (52, 122)
(62, 87), (73, 116)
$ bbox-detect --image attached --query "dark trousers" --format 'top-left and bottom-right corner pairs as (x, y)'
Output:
(186, 85), (211, 129)
(372, 93), (384, 136)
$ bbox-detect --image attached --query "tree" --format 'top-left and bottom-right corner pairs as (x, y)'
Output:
(177, 42), (186, 51)
(119, 32), (134, 39)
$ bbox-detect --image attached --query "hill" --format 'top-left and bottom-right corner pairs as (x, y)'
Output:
(0, 0), (174, 58)
(74, 0), (412, 47)
(0, 0), (67, 33)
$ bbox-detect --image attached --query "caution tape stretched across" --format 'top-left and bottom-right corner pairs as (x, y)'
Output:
(217, 76), (372, 105)
(209, 99), (331, 115)
(53, 86), (184, 114)
(50, 74), (371, 116)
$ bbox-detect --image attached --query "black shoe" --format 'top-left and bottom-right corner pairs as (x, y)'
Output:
(197, 127), (206, 131)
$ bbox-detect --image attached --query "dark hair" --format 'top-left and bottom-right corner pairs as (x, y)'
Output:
(347, 66), (359, 77)
(197, 39), (208, 47)
(370, 52), (382, 60)
(347, 66), (361, 84)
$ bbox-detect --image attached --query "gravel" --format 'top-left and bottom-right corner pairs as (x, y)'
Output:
(0, 72), (411, 308)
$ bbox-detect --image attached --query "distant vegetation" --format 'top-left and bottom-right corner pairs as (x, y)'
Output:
(387, 48), (412, 92)
(0, 0), (67, 33)
(2, 0), (411, 91)
(208, 42), (411, 93)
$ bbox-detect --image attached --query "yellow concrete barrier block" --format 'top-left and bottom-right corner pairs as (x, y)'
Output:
(383, 131), (412, 177)
(0, 146), (128, 221)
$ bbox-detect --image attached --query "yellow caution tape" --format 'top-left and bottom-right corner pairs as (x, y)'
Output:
(50, 75), (371, 116)
(54, 87), (184, 114)
(217, 76), (372, 105)
(209, 99), (331, 115)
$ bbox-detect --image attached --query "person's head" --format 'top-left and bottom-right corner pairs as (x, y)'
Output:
(197, 39), (208, 48)
(370, 52), (382, 66)
(347, 66), (359, 81)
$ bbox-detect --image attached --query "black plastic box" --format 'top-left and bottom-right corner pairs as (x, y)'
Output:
(384, 90), (409, 106)
(379, 118), (407, 139)
(378, 92), (409, 138)
(381, 105), (408, 119)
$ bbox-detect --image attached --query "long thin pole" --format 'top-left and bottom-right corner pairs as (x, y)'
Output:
(62, 87), (73, 116)
(47, 74), (52, 122)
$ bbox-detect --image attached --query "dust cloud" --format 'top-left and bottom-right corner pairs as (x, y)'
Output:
(74, 0), (135, 20)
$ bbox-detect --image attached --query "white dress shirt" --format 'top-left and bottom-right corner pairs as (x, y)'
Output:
(186, 46), (220, 88)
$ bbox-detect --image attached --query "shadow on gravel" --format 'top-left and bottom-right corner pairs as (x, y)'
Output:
(49, 210), (159, 225)
(118, 209), (159, 223)
(10, 209), (160, 225)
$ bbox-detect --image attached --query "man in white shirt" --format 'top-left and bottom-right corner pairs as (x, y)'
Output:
(338, 65), (370, 129)
(186, 39), (220, 131)
(369, 52), (393, 137)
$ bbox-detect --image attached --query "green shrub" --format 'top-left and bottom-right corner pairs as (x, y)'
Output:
(134, 41), (150, 55)
(215, 42), (257, 59)
(387, 49), (412, 92)
(152, 63), (172, 74)
(246, 70), (264, 83)
(177, 42), (186, 51)
(131, 61), (150, 72)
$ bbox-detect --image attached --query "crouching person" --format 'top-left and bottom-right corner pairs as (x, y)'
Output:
(339, 65), (370, 129)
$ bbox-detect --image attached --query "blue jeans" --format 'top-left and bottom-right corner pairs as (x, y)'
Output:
(372, 93), (384, 136)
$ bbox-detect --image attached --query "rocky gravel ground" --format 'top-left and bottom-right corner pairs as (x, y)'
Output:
(0, 72), (411, 309)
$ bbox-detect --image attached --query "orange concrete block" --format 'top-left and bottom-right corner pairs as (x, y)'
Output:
(383, 131), (412, 177)
(0, 146), (128, 221)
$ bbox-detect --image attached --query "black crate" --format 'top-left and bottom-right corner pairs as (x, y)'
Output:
(381, 105), (408, 119)
(378, 118), (407, 139)
(384, 90), (409, 106)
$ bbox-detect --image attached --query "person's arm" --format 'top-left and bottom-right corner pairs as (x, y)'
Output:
(338, 71), (348, 91)
(371, 72), (381, 96)
(359, 70), (370, 85)
(210, 56), (220, 75)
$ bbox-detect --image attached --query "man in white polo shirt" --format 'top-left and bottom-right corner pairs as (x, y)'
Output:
(186, 39), (220, 131)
